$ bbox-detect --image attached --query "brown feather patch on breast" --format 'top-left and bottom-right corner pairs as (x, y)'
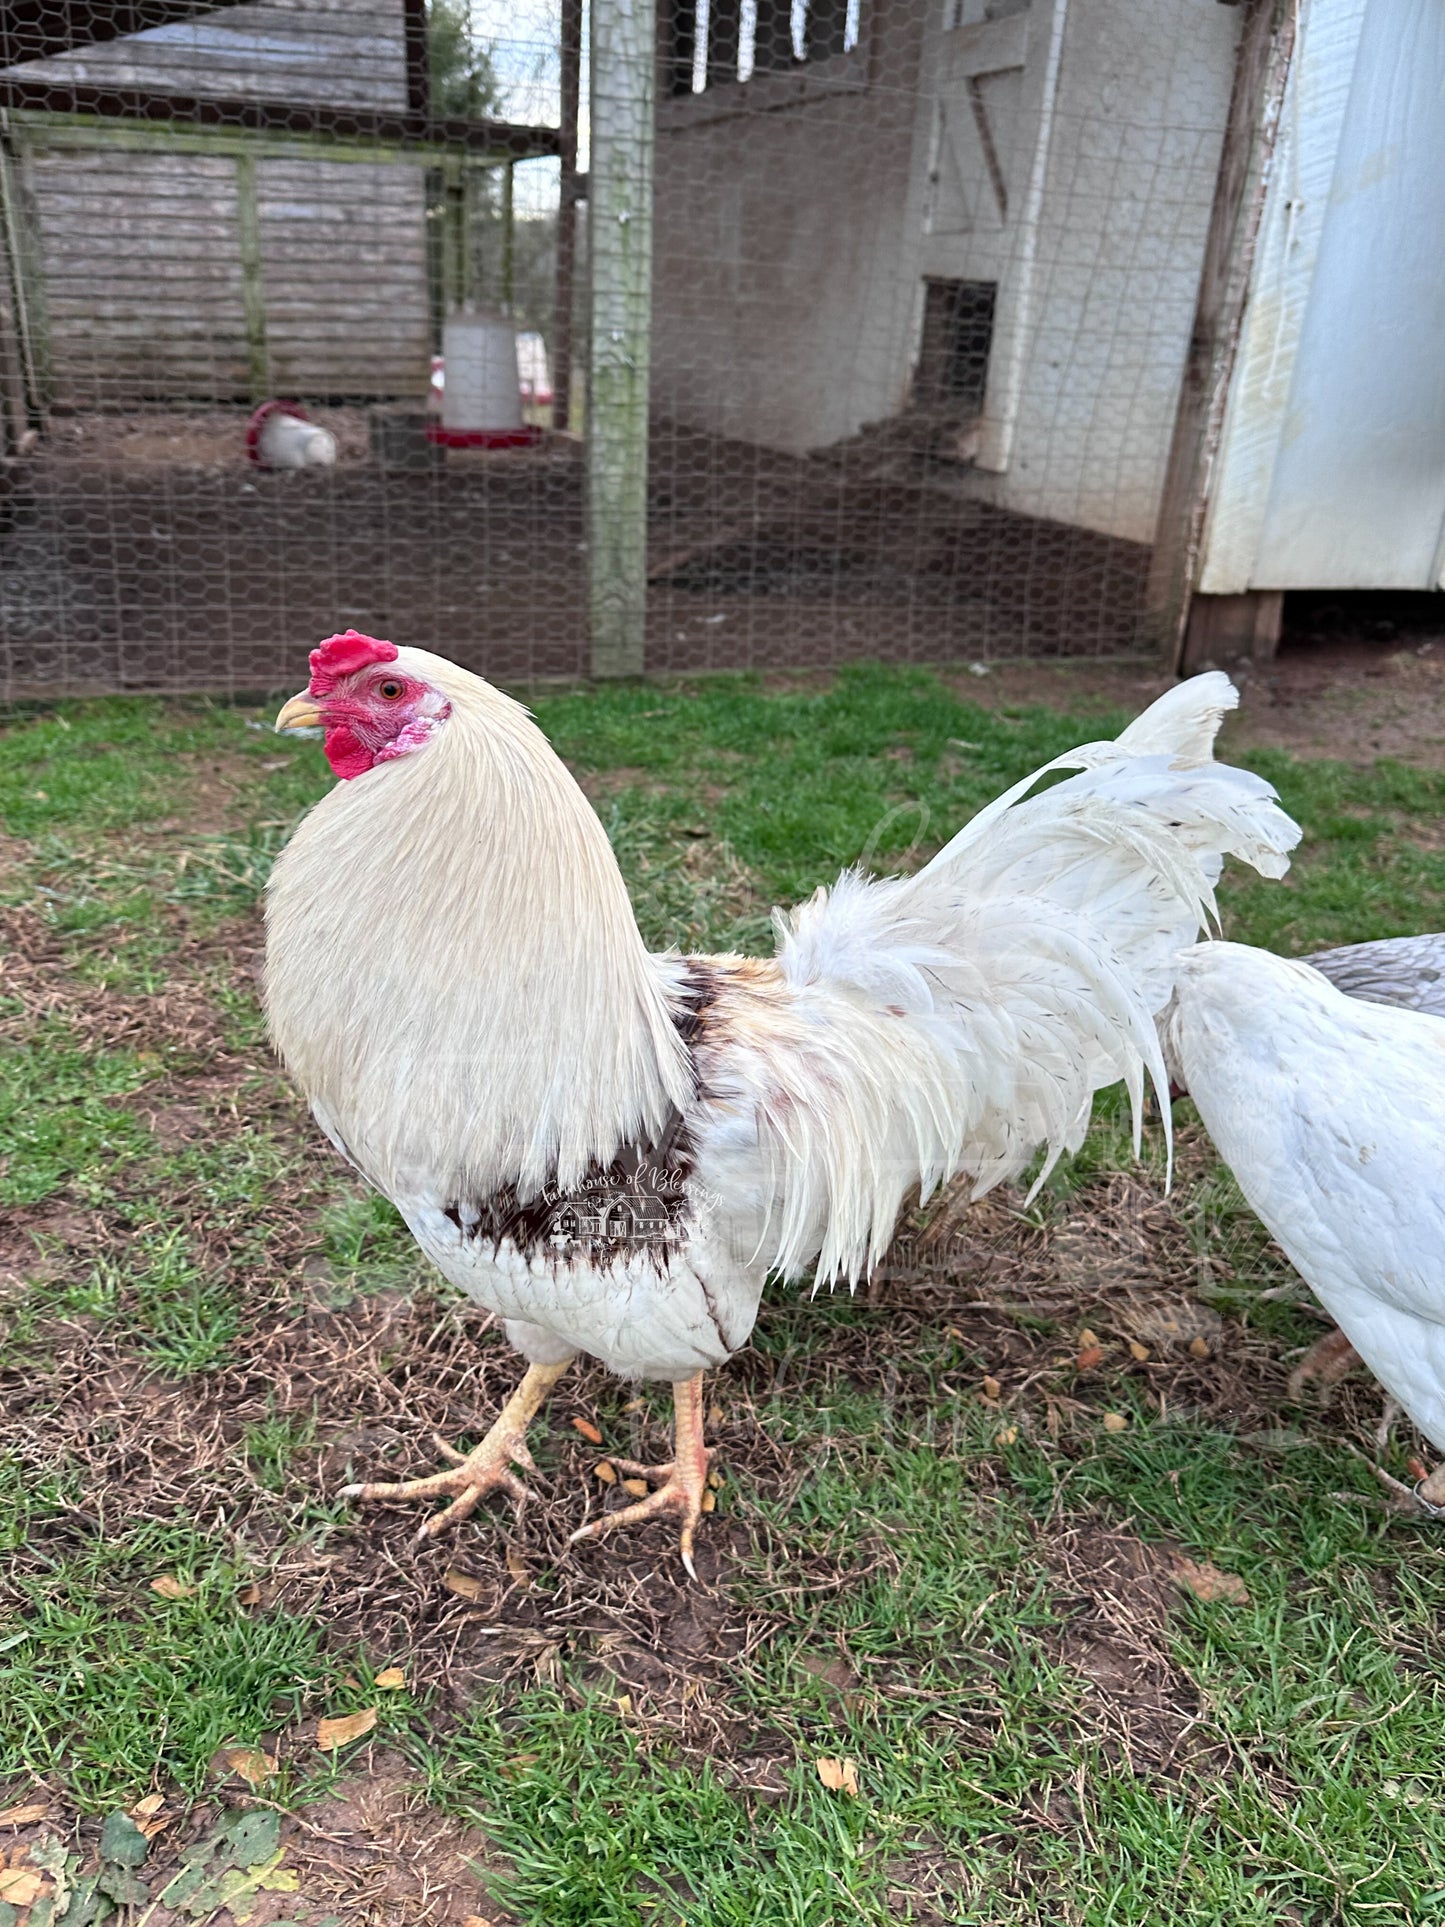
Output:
(443, 959), (725, 1270)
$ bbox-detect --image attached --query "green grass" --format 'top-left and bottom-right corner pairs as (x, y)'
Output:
(3, 662), (1445, 1923)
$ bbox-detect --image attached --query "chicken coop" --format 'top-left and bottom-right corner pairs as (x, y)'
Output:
(0, 0), (1439, 698)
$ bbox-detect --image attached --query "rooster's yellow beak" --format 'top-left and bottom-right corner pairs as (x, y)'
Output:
(275, 691), (325, 733)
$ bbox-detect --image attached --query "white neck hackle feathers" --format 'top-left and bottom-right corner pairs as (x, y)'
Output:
(265, 648), (692, 1201)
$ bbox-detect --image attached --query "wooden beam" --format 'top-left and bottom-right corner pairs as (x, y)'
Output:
(587, 0), (656, 677)
(10, 110), (521, 167)
(1146, 0), (1296, 671)
(0, 76), (561, 159)
(552, 0), (584, 429)
(233, 149), (269, 401)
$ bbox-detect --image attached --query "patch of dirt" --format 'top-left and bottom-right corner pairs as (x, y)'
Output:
(1041, 1523), (1232, 1780)
(0, 1760), (512, 1926)
(934, 625), (1445, 771)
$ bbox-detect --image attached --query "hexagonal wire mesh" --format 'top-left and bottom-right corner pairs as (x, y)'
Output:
(0, 0), (1247, 697)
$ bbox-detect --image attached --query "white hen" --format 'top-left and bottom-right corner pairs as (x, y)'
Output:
(1166, 941), (1445, 1509)
(266, 636), (1298, 1570)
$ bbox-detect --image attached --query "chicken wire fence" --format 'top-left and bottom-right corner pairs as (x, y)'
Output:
(0, 0), (1243, 698)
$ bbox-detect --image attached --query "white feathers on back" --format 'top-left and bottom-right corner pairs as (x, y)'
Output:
(764, 683), (1301, 1285)
(1166, 941), (1445, 1452)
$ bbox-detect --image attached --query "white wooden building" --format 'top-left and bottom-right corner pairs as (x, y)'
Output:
(652, 0), (1445, 664)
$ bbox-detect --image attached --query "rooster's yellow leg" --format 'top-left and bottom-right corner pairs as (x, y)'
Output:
(570, 1371), (712, 1579)
(340, 1355), (575, 1541)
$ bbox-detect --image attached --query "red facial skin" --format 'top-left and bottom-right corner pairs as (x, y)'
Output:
(303, 631), (450, 780)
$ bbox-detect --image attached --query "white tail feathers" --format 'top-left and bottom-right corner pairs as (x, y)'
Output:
(767, 676), (1301, 1285)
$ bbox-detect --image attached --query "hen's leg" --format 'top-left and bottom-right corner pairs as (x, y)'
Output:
(341, 1355), (575, 1540)
(570, 1371), (712, 1579)
(1287, 1326), (1360, 1402)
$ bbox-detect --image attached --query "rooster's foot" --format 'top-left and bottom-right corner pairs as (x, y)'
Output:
(339, 1356), (574, 1542)
(1287, 1326), (1360, 1402)
(571, 1372), (712, 1579)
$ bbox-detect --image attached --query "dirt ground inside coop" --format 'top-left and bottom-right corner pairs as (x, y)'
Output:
(2, 406), (1156, 695)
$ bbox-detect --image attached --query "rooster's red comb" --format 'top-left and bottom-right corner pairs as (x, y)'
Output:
(308, 630), (398, 694)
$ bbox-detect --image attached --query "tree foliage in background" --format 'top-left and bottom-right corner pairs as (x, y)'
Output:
(428, 0), (503, 118)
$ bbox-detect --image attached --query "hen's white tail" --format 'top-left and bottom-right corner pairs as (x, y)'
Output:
(766, 675), (1301, 1283)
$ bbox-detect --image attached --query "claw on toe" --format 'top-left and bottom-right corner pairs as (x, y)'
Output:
(569, 1472), (708, 1579)
(339, 1432), (534, 1539)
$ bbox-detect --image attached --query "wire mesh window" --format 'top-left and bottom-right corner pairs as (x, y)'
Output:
(0, 0), (1244, 697)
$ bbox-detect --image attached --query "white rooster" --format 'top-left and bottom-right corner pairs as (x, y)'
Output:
(266, 633), (1298, 1572)
(1166, 942), (1445, 1513)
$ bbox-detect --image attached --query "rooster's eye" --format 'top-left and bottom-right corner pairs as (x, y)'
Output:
(377, 680), (405, 700)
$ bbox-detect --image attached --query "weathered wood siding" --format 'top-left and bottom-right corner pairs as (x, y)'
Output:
(254, 157), (429, 396)
(29, 146), (251, 401)
(4, 0), (408, 112)
(24, 141), (430, 403)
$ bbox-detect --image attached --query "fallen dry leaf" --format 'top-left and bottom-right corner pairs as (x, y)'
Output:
(572, 1417), (604, 1446)
(149, 1575), (194, 1600)
(594, 1459), (617, 1484)
(1077, 1346), (1105, 1371)
(981, 1375), (1002, 1401)
(1102, 1412), (1129, 1433)
(218, 1746), (278, 1788)
(1188, 1336), (1210, 1359)
(1128, 1340), (1150, 1362)
(0, 1870), (44, 1907)
(462, 1916), (494, 1927)
(816, 1757), (860, 1797)
(621, 1477), (649, 1498)
(505, 1546), (531, 1588)
(0, 1805), (48, 1829)
(444, 1569), (484, 1600)
(374, 1667), (406, 1691)
(316, 1707), (378, 1751)
(132, 1794), (165, 1819)
(1173, 1556), (1249, 1605)
(237, 1583), (262, 1607)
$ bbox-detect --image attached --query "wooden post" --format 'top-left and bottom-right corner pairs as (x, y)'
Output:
(0, 131), (52, 427)
(587, 0), (655, 678)
(234, 149), (271, 401)
(1146, 0), (1295, 671)
(439, 155), (466, 315)
(552, 0), (583, 430)
(1180, 590), (1283, 674)
(501, 158), (515, 313)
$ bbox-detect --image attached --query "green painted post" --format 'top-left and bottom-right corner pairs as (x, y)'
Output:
(587, 0), (655, 678)
(234, 150), (270, 401)
(0, 132), (54, 423)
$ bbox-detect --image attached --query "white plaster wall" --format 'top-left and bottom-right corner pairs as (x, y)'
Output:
(989, 0), (1240, 544)
(650, 9), (928, 451)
